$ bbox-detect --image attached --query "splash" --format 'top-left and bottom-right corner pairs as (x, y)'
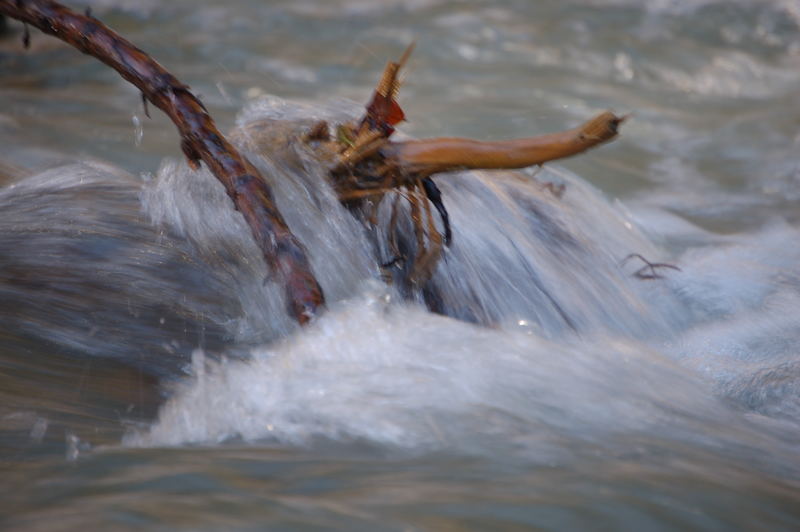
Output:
(124, 99), (800, 462)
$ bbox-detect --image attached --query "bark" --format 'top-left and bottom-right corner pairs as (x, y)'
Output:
(329, 49), (625, 185)
(0, 0), (324, 324)
(2, 2), (628, 314)
(386, 111), (625, 174)
(320, 49), (626, 283)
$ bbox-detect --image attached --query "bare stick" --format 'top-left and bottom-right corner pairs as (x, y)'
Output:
(0, 0), (324, 323)
(387, 112), (626, 174)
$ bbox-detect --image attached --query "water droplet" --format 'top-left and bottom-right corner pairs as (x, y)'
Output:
(132, 114), (143, 146)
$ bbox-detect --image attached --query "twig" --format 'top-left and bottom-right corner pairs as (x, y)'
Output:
(0, 0), (324, 323)
(622, 253), (681, 280)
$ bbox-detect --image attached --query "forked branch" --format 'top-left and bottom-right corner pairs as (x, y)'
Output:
(0, 0), (324, 323)
(317, 46), (626, 282)
(2, 2), (628, 300)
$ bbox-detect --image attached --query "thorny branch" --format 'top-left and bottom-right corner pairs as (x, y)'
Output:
(0, 0), (324, 324)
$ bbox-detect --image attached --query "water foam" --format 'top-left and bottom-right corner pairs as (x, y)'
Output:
(125, 282), (798, 472)
(127, 97), (800, 467)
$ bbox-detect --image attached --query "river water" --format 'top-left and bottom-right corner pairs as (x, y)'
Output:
(1, 0), (800, 530)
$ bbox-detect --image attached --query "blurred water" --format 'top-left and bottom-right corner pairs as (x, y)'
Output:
(2, 0), (800, 530)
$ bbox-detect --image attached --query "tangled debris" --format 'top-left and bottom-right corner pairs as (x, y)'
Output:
(301, 44), (626, 283)
(2, 1), (633, 322)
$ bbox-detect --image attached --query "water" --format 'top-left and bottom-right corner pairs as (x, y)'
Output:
(2, 0), (800, 530)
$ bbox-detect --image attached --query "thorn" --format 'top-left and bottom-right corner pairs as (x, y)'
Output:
(22, 23), (30, 49)
(141, 92), (150, 118)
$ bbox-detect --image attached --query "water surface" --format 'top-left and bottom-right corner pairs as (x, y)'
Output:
(1, 1), (800, 530)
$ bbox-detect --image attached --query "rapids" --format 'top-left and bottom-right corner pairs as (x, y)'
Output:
(2, 0), (800, 530)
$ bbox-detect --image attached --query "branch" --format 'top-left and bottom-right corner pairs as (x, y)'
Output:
(0, 0), (324, 324)
(329, 47), (625, 182)
(318, 46), (626, 283)
(386, 111), (626, 174)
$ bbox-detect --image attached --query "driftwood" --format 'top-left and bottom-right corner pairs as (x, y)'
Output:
(0, 0), (325, 324)
(2, 2), (625, 308)
(389, 111), (624, 173)
(305, 45), (625, 282)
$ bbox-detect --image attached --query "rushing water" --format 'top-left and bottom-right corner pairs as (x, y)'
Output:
(2, 0), (800, 530)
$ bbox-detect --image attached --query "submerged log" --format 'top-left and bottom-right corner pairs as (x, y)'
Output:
(0, 0), (324, 324)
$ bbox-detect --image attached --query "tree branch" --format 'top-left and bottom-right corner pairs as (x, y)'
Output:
(316, 47), (626, 283)
(0, 0), (324, 324)
(386, 111), (625, 174)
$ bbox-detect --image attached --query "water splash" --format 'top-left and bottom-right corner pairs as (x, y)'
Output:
(124, 283), (797, 486)
(122, 100), (800, 469)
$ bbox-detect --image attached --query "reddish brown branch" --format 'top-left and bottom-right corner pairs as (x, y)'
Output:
(0, 0), (324, 324)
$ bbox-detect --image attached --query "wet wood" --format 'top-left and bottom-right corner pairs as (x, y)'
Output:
(387, 111), (626, 174)
(0, 0), (324, 324)
(1, 2), (626, 306)
(320, 46), (626, 283)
